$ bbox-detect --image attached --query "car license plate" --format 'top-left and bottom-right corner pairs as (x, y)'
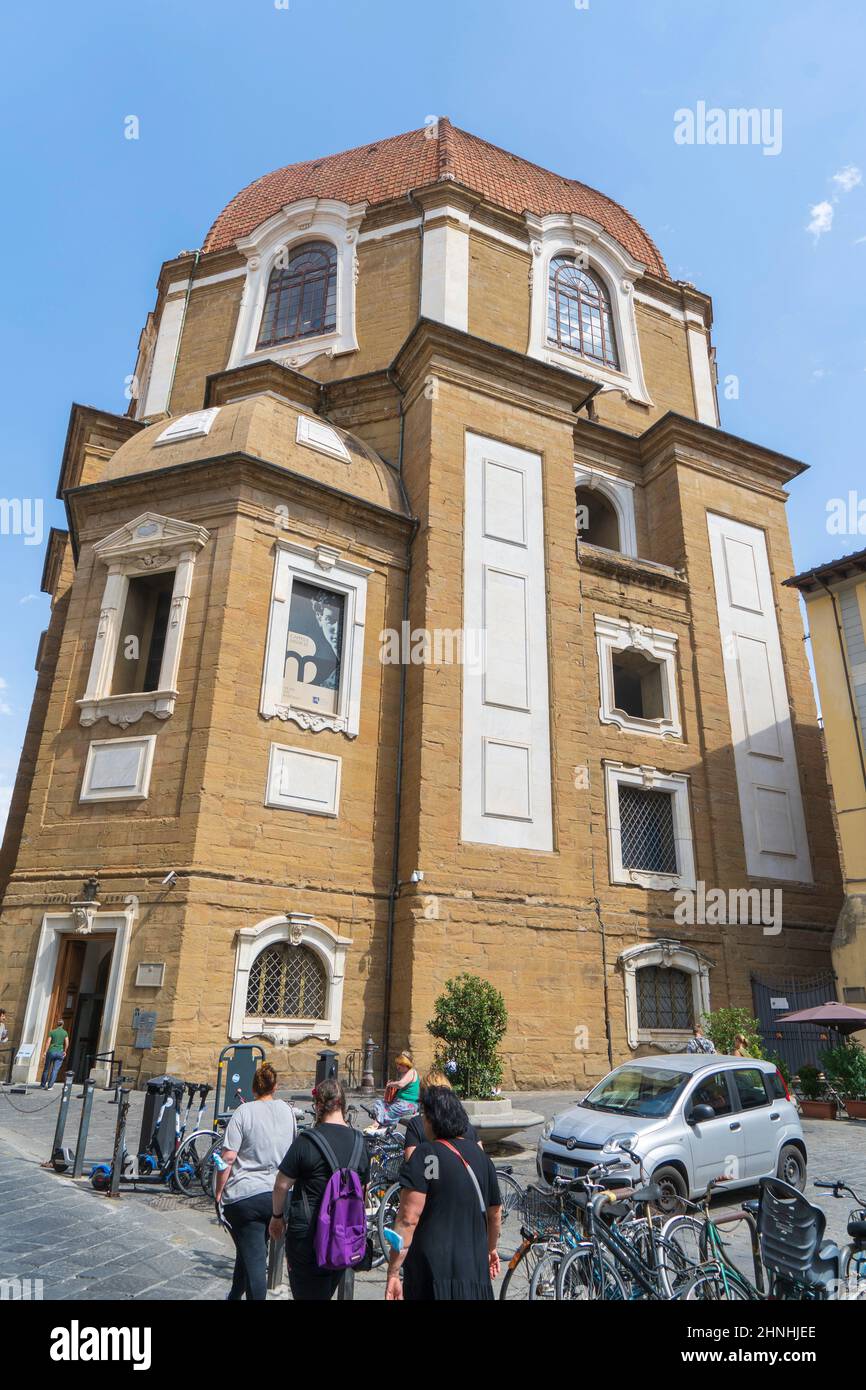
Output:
(551, 1161), (577, 1178)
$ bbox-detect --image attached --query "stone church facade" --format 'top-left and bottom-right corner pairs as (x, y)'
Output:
(0, 121), (841, 1089)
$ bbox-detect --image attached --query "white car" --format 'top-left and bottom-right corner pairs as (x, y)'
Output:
(537, 1053), (805, 1210)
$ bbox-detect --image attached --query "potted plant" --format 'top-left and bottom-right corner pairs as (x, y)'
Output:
(797, 1063), (837, 1120)
(821, 1041), (866, 1120)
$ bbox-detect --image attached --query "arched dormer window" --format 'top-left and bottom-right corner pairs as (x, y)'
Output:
(548, 257), (619, 369)
(257, 240), (337, 349)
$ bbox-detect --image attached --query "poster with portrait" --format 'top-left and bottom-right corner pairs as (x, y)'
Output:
(282, 580), (345, 715)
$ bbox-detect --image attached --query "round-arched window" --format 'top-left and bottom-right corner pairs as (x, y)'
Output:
(245, 943), (327, 1020)
(257, 240), (337, 348)
(548, 258), (619, 369)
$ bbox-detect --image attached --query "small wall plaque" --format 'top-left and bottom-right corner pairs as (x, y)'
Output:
(133, 1008), (157, 1049)
(135, 962), (165, 988)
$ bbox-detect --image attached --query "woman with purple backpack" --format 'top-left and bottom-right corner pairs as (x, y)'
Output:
(270, 1078), (371, 1301)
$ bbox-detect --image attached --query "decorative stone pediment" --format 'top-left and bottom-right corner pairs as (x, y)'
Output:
(93, 512), (210, 568)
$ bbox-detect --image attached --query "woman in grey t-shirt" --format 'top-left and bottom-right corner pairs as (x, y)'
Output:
(214, 1062), (297, 1300)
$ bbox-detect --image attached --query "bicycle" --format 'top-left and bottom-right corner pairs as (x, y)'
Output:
(499, 1175), (605, 1300)
(681, 1175), (866, 1301)
(659, 1176), (764, 1300)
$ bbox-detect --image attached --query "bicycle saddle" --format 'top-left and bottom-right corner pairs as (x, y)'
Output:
(630, 1183), (662, 1206)
(757, 1177), (841, 1290)
(742, 1198), (760, 1217)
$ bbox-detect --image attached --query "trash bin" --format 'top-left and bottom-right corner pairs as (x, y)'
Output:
(315, 1050), (339, 1086)
(139, 1075), (184, 1159)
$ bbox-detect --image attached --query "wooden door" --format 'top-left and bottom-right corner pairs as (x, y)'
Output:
(42, 938), (86, 1078)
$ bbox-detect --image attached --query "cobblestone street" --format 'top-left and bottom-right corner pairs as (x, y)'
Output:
(2, 1082), (866, 1301)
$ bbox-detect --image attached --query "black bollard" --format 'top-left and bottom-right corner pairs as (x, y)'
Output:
(107, 1088), (130, 1198)
(361, 1037), (378, 1095)
(46, 1071), (75, 1168)
(71, 1079), (96, 1178)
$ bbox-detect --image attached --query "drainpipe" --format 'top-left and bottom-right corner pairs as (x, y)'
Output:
(381, 366), (419, 1083)
(164, 248), (201, 414)
(816, 576), (866, 797)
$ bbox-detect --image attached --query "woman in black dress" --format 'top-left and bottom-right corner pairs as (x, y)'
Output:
(385, 1086), (502, 1301)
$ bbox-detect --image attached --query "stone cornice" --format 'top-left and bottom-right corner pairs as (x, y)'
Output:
(392, 317), (599, 420)
(57, 404), (144, 499)
(204, 359), (321, 412)
(639, 411), (807, 488)
(40, 527), (70, 597)
(577, 540), (689, 594)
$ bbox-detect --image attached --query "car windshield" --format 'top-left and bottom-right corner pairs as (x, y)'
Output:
(582, 1066), (690, 1118)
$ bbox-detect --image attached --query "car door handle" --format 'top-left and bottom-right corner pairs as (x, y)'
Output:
(770, 1113), (781, 1121)
(729, 1122), (742, 1131)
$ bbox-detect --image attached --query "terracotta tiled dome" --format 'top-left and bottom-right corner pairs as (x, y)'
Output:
(204, 119), (667, 279)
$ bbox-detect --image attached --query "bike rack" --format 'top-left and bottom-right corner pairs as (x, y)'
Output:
(212, 1043), (264, 1124)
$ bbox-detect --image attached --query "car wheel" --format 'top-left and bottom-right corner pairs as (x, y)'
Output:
(777, 1143), (806, 1191)
(652, 1165), (688, 1214)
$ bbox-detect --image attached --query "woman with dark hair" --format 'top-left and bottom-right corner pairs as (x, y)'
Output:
(215, 1062), (297, 1301)
(270, 1078), (370, 1301)
(385, 1086), (502, 1301)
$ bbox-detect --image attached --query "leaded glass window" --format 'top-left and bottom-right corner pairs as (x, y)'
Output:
(257, 241), (337, 348)
(548, 257), (619, 368)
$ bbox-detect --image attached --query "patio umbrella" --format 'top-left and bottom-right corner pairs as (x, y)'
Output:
(776, 1001), (866, 1037)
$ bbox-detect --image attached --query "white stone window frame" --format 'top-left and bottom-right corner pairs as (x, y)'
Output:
(604, 760), (696, 891)
(574, 463), (638, 558)
(77, 512), (210, 729)
(80, 733), (157, 803)
(229, 913), (352, 1045)
(620, 939), (712, 1050)
(595, 614), (682, 739)
(526, 211), (653, 407)
(260, 540), (372, 738)
(227, 198), (367, 371)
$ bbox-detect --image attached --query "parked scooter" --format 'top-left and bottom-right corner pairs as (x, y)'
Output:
(90, 1079), (211, 1191)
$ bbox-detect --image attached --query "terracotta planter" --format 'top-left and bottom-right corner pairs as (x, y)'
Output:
(844, 1099), (866, 1120)
(799, 1099), (837, 1120)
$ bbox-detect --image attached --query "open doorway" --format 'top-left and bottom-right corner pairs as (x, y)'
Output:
(42, 934), (115, 1081)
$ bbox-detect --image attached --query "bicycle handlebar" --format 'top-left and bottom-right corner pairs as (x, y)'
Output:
(815, 1178), (866, 1204)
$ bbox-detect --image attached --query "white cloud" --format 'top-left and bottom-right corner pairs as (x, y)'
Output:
(855, 235), (866, 245)
(832, 165), (862, 195)
(0, 678), (11, 716)
(18, 593), (39, 604)
(807, 201), (834, 239)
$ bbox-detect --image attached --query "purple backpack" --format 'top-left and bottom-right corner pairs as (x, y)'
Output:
(305, 1128), (367, 1272)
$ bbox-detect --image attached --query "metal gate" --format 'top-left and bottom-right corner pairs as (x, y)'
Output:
(751, 970), (838, 1075)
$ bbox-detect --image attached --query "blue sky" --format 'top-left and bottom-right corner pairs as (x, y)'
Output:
(0, 0), (864, 830)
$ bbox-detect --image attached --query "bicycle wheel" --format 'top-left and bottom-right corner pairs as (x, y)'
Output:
(557, 1244), (628, 1301)
(499, 1242), (544, 1300)
(376, 1180), (402, 1262)
(173, 1129), (220, 1197)
(657, 1214), (705, 1297)
(528, 1249), (562, 1301)
(683, 1267), (753, 1300)
(495, 1171), (524, 1235)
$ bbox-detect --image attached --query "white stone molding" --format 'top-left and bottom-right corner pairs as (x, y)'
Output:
(686, 325), (720, 426)
(226, 198), (367, 370)
(11, 905), (136, 1084)
(265, 742), (342, 817)
(420, 203), (470, 331)
(77, 513), (210, 728)
(141, 294), (186, 417)
(155, 407), (220, 445)
(260, 540), (371, 739)
(595, 613), (682, 738)
(229, 913), (353, 1045)
(296, 414), (351, 463)
(80, 734), (157, 802)
(604, 760), (696, 891)
(619, 939), (713, 1049)
(526, 211), (653, 406)
(574, 463), (638, 558)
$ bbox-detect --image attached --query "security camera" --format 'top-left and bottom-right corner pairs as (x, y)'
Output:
(161, 871), (178, 888)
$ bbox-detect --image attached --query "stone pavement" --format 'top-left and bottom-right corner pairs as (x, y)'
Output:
(1, 1082), (865, 1300)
